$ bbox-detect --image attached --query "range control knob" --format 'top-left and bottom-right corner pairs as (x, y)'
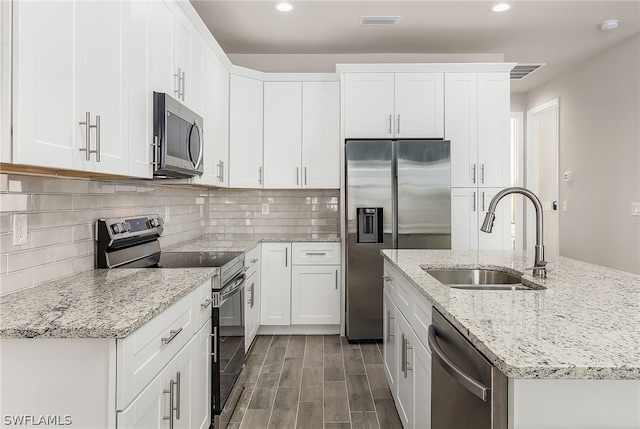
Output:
(149, 218), (159, 228)
(111, 223), (123, 234)
(122, 222), (131, 232)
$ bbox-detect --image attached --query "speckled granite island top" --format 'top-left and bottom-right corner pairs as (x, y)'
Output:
(382, 249), (640, 380)
(0, 267), (218, 339)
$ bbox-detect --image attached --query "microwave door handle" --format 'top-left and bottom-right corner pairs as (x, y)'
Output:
(427, 325), (491, 402)
(192, 121), (204, 170)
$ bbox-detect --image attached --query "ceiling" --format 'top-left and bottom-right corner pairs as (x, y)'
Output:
(190, 1), (640, 93)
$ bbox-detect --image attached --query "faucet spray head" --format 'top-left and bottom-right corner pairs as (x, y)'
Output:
(480, 212), (496, 233)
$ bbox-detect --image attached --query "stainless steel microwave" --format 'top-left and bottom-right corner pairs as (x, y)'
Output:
(152, 92), (204, 178)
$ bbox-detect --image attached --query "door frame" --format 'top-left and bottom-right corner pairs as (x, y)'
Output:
(511, 111), (525, 250)
(525, 98), (560, 253)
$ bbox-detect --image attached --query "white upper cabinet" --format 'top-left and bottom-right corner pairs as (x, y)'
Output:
(263, 82), (303, 188)
(151, 0), (175, 95)
(13, 0), (129, 175)
(446, 72), (510, 188)
(213, 64), (230, 186)
(302, 81), (340, 189)
(344, 72), (444, 139)
(229, 74), (264, 188)
(394, 73), (444, 138)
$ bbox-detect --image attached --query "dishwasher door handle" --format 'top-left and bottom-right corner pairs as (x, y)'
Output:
(428, 325), (491, 401)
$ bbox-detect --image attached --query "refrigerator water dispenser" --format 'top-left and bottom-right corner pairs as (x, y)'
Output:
(357, 208), (383, 243)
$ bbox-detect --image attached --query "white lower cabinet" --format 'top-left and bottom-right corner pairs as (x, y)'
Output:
(245, 244), (262, 353)
(261, 242), (341, 329)
(291, 265), (340, 325)
(383, 261), (432, 429)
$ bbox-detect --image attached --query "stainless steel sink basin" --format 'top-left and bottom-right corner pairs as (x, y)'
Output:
(425, 268), (533, 290)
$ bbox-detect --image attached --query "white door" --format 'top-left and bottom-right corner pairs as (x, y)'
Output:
(193, 321), (211, 429)
(291, 265), (340, 325)
(382, 289), (397, 394)
(477, 72), (511, 188)
(213, 63), (230, 187)
(127, 0), (153, 178)
(263, 82), (302, 188)
(192, 50), (219, 186)
(445, 73), (478, 188)
(12, 0), (78, 170)
(302, 81), (341, 189)
(344, 73), (394, 138)
(260, 243), (292, 325)
(229, 74), (263, 188)
(395, 312), (414, 429)
(451, 187), (479, 250)
(394, 73), (444, 138)
(83, 0), (128, 175)
(151, 0), (175, 95)
(527, 99), (560, 257)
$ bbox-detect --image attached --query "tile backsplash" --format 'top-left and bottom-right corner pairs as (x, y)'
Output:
(0, 173), (340, 295)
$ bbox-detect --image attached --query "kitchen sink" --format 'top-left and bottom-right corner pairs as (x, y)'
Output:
(424, 268), (535, 290)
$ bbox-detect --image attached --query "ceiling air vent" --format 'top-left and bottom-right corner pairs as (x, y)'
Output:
(360, 16), (401, 25)
(511, 64), (545, 80)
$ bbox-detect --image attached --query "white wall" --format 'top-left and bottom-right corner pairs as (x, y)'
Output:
(525, 34), (640, 274)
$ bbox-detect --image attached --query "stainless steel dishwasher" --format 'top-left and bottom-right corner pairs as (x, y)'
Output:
(428, 308), (508, 429)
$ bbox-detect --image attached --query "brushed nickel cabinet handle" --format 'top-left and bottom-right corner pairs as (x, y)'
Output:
(305, 252), (326, 256)
(304, 167), (307, 186)
(94, 115), (101, 162)
(472, 164), (477, 184)
(285, 247), (288, 267)
(401, 334), (406, 376)
(175, 372), (181, 420)
(397, 114), (401, 134)
(151, 136), (159, 171)
(258, 167), (262, 185)
(388, 114), (392, 134)
(174, 68), (181, 98)
(79, 112), (91, 161)
(297, 166), (299, 186)
(201, 298), (214, 309)
(181, 70), (185, 101)
(482, 192), (486, 212)
(387, 311), (395, 340)
(481, 164), (485, 184)
(335, 269), (338, 290)
(210, 326), (218, 362)
(472, 191), (476, 212)
(163, 379), (176, 429)
(161, 327), (183, 345)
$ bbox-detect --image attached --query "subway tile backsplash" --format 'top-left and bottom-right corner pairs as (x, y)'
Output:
(0, 173), (340, 295)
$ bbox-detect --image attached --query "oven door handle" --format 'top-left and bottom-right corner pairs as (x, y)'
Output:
(220, 272), (246, 301)
(428, 325), (491, 402)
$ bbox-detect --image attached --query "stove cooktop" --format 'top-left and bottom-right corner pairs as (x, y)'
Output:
(157, 251), (244, 268)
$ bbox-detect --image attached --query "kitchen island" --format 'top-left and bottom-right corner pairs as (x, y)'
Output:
(382, 249), (640, 428)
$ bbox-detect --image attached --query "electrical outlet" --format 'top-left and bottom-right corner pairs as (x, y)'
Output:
(632, 202), (640, 217)
(13, 214), (28, 246)
(262, 203), (269, 215)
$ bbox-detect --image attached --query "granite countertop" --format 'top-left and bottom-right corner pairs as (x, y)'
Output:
(0, 267), (218, 339)
(166, 234), (341, 253)
(0, 235), (340, 340)
(382, 249), (640, 380)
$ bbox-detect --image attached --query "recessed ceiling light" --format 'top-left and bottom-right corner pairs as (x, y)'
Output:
(491, 3), (511, 13)
(275, 2), (293, 12)
(599, 19), (619, 31)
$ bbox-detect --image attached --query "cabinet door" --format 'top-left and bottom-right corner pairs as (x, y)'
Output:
(245, 271), (260, 353)
(395, 312), (414, 429)
(413, 336), (432, 429)
(173, 8), (191, 103)
(291, 265), (340, 325)
(383, 289), (398, 394)
(128, 0), (153, 178)
(477, 73), (510, 188)
(151, 0), (175, 95)
(229, 74), (264, 188)
(213, 62), (230, 187)
(478, 188), (512, 250)
(344, 73), (394, 138)
(12, 0), (78, 170)
(451, 187), (479, 251)
(193, 50), (220, 186)
(263, 82), (302, 188)
(260, 243), (291, 325)
(117, 339), (193, 429)
(445, 73), (478, 188)
(193, 320), (212, 429)
(188, 34), (206, 115)
(394, 73), (444, 138)
(302, 82), (341, 189)
(83, 0), (128, 175)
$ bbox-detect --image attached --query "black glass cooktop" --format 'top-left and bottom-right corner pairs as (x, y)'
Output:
(157, 251), (243, 268)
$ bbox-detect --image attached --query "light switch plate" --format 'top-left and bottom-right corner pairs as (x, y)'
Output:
(13, 214), (28, 246)
(632, 202), (640, 216)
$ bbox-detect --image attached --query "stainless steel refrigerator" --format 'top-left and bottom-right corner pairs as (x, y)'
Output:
(345, 139), (451, 341)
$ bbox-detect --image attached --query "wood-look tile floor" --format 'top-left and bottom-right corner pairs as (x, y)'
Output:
(228, 335), (404, 429)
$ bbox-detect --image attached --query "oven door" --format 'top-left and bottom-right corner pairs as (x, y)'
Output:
(212, 272), (246, 425)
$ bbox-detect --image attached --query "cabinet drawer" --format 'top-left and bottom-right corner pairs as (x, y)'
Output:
(116, 291), (194, 410)
(292, 242), (340, 265)
(245, 244), (261, 277)
(194, 279), (213, 332)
